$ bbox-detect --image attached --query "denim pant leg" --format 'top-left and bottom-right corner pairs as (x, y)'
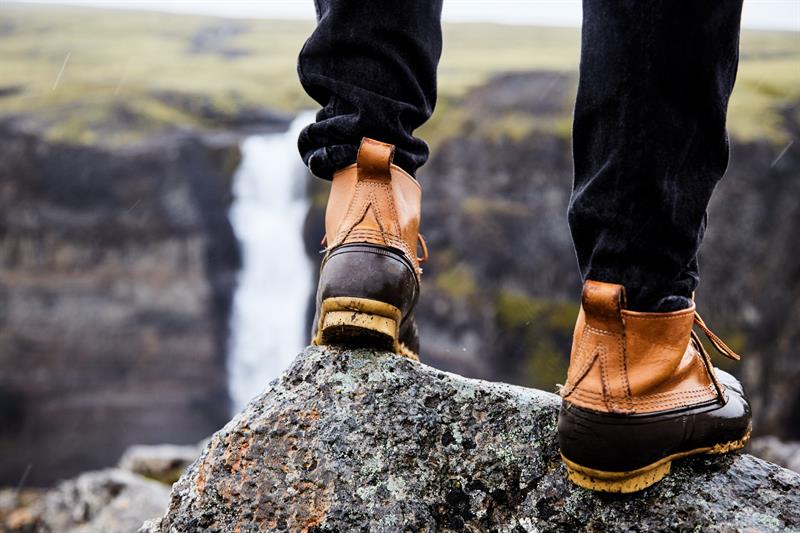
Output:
(569, 0), (743, 311)
(297, 0), (443, 180)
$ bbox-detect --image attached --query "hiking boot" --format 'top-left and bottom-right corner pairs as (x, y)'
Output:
(310, 137), (426, 360)
(558, 280), (751, 493)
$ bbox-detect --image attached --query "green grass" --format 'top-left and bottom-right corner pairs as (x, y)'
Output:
(438, 23), (581, 96)
(0, 3), (316, 143)
(0, 2), (797, 145)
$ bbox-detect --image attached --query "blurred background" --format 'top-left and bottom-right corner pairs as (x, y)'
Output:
(0, 0), (798, 510)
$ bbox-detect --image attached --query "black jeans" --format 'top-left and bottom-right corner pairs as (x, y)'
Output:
(297, 0), (743, 311)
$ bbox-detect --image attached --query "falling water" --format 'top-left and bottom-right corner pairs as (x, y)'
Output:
(227, 111), (316, 412)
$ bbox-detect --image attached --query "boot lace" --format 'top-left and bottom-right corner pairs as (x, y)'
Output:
(692, 311), (741, 361)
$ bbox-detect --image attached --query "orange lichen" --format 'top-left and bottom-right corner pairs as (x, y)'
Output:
(299, 407), (321, 421)
(194, 458), (208, 496)
(225, 435), (252, 474)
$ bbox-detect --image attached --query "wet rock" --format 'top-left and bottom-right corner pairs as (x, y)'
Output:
(146, 346), (800, 532)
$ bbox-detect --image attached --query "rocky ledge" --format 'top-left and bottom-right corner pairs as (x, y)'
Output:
(145, 347), (800, 532)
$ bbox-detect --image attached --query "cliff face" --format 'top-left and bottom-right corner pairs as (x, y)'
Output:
(0, 121), (242, 485)
(145, 346), (800, 533)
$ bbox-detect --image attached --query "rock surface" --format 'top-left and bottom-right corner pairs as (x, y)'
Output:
(4, 469), (169, 533)
(146, 346), (800, 532)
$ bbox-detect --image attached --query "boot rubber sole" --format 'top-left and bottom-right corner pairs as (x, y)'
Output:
(561, 427), (751, 493)
(312, 296), (418, 360)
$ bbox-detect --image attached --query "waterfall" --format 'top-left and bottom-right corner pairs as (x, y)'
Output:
(227, 111), (316, 412)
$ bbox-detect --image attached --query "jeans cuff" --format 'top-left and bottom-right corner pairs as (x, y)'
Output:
(303, 143), (420, 181)
(304, 144), (358, 181)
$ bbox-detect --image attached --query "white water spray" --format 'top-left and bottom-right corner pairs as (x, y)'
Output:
(227, 111), (316, 412)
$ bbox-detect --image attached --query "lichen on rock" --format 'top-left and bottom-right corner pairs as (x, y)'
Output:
(3, 469), (170, 533)
(145, 346), (800, 532)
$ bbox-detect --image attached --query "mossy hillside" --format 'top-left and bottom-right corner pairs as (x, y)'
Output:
(423, 246), (580, 392)
(1, 3), (797, 146)
(0, 4), (313, 144)
(424, 244), (746, 390)
(495, 290), (579, 391)
(422, 29), (800, 148)
(434, 265), (478, 300)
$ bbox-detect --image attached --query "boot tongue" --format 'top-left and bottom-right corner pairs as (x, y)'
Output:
(581, 280), (626, 334)
(356, 137), (395, 180)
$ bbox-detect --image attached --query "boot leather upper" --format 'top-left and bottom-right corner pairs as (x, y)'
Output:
(560, 280), (724, 415)
(325, 137), (423, 277)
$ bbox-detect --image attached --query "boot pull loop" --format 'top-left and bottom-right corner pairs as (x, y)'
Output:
(694, 312), (741, 361)
(357, 137), (395, 181)
(581, 281), (626, 333)
(417, 233), (429, 264)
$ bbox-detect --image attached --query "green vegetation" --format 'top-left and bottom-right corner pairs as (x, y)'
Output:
(699, 329), (746, 373)
(434, 265), (477, 300)
(0, 3), (316, 143)
(0, 3), (797, 145)
(438, 23), (581, 96)
(494, 287), (748, 386)
(730, 31), (800, 142)
(495, 290), (579, 390)
(461, 197), (530, 217)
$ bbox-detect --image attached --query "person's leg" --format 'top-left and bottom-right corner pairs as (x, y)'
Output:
(569, 0), (743, 312)
(559, 0), (751, 493)
(297, 0), (443, 180)
(298, 0), (442, 359)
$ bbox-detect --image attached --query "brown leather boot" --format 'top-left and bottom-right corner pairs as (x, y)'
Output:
(558, 280), (751, 493)
(310, 137), (426, 360)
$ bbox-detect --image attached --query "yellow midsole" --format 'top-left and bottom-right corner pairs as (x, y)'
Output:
(562, 428), (751, 493)
(312, 297), (418, 361)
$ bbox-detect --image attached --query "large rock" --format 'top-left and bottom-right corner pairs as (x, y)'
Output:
(146, 347), (800, 532)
